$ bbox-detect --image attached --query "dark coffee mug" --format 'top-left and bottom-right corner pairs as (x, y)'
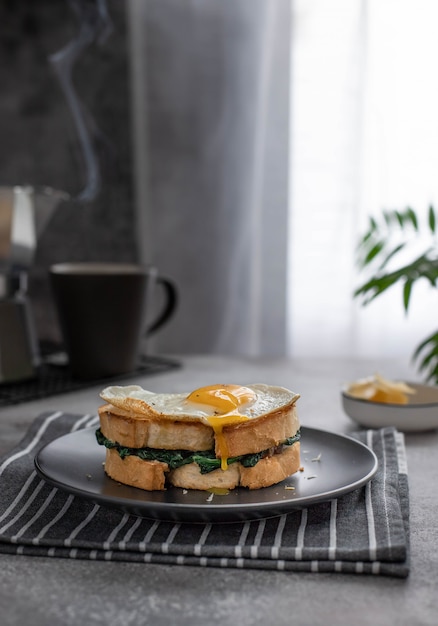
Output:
(49, 263), (177, 380)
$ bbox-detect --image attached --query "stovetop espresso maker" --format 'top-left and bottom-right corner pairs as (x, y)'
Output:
(0, 185), (69, 383)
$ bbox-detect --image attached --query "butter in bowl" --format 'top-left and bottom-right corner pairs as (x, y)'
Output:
(341, 373), (438, 432)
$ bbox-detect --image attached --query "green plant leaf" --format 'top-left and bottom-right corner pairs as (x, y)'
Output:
(378, 242), (407, 270)
(354, 252), (438, 308)
(403, 279), (413, 312)
(429, 205), (436, 233)
(363, 240), (387, 265)
(382, 210), (392, 226)
(412, 330), (438, 384)
(355, 205), (438, 385)
(369, 216), (378, 231)
(406, 207), (419, 230)
(354, 272), (401, 304)
(423, 269), (438, 287)
(394, 210), (405, 228)
(413, 331), (438, 358)
(361, 230), (374, 245)
(418, 348), (438, 370)
(417, 355), (438, 383)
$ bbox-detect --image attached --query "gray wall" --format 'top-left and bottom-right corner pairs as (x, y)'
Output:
(0, 0), (137, 346)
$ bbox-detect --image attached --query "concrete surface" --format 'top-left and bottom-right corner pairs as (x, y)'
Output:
(0, 355), (437, 625)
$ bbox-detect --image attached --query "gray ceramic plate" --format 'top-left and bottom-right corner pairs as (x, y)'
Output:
(35, 426), (378, 523)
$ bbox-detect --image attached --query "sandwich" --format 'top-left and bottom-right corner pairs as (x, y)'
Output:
(96, 383), (301, 491)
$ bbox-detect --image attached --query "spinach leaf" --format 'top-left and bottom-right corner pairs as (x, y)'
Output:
(284, 432), (301, 446)
(95, 428), (301, 474)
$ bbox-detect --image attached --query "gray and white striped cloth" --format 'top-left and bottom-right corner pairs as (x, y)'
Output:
(0, 412), (409, 577)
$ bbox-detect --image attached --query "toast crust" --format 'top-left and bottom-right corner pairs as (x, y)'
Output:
(239, 443), (300, 489)
(99, 404), (214, 451)
(104, 448), (167, 491)
(220, 404), (299, 458)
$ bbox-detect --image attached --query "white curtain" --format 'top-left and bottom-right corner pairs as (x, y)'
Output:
(128, 0), (438, 358)
(289, 0), (438, 359)
(129, 0), (291, 355)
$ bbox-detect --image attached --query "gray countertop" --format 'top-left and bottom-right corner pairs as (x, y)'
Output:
(1, 355), (437, 626)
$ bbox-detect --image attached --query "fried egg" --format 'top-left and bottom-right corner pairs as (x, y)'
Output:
(100, 383), (299, 421)
(100, 383), (300, 470)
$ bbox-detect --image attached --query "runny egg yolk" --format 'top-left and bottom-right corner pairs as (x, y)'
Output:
(186, 384), (255, 413)
(186, 384), (255, 470)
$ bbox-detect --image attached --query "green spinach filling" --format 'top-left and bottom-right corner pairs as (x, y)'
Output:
(95, 428), (300, 475)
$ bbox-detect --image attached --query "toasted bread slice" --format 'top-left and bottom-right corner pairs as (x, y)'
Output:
(99, 404), (214, 451)
(238, 443), (300, 489)
(219, 404), (299, 458)
(98, 401), (299, 458)
(105, 449), (168, 491)
(103, 442), (301, 491)
(169, 459), (241, 490)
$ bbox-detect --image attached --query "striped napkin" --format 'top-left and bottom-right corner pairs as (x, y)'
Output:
(0, 412), (410, 577)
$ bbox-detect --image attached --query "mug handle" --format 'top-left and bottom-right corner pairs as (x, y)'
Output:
(145, 276), (178, 336)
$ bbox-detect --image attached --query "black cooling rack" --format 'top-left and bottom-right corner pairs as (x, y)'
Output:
(0, 353), (181, 407)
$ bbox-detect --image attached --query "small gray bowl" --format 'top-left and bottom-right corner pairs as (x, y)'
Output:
(341, 382), (438, 432)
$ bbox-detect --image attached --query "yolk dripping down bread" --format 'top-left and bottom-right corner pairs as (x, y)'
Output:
(97, 383), (301, 491)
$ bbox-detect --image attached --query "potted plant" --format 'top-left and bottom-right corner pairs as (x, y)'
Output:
(353, 206), (438, 385)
